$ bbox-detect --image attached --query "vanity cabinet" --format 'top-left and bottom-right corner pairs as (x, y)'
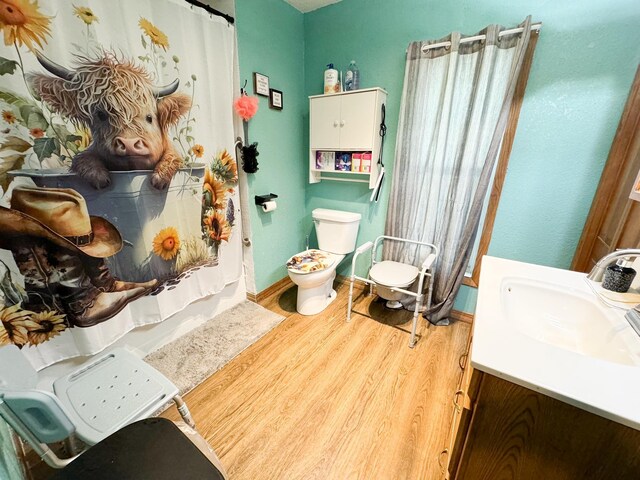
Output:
(439, 334), (480, 478)
(441, 367), (640, 479)
(309, 88), (387, 188)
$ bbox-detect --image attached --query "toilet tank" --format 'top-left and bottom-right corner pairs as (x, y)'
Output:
(312, 208), (361, 254)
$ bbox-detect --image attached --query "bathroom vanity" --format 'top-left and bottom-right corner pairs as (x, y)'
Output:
(440, 257), (640, 479)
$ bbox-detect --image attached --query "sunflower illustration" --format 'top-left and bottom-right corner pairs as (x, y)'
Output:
(29, 127), (44, 138)
(203, 167), (226, 209)
(2, 110), (16, 123)
(203, 209), (231, 243)
(191, 144), (204, 158)
(210, 149), (238, 185)
(0, 322), (8, 346)
(74, 126), (92, 151)
(0, 0), (51, 52)
(139, 17), (169, 50)
(25, 310), (66, 345)
(0, 303), (33, 346)
(152, 226), (181, 260)
(73, 5), (98, 25)
(219, 149), (238, 182)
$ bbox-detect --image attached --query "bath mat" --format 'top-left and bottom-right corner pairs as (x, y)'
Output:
(145, 301), (285, 395)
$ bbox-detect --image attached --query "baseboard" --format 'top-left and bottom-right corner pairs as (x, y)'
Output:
(247, 276), (294, 304)
(335, 274), (366, 291)
(450, 309), (474, 324)
(246, 291), (258, 303)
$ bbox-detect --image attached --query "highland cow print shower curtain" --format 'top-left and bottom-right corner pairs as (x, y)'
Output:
(0, 0), (242, 368)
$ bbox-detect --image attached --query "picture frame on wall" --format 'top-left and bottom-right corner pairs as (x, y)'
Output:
(269, 89), (283, 110)
(253, 72), (270, 96)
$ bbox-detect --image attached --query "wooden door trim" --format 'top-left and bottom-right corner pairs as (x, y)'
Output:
(572, 65), (640, 272)
(463, 32), (539, 288)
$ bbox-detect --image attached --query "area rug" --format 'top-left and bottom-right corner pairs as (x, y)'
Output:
(145, 301), (285, 395)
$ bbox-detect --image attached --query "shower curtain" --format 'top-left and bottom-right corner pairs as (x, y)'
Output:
(0, 0), (242, 368)
(385, 17), (532, 325)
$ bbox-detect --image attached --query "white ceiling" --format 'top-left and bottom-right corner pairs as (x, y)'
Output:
(283, 0), (343, 13)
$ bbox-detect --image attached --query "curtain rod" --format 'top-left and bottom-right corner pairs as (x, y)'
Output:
(184, 0), (235, 24)
(420, 22), (541, 53)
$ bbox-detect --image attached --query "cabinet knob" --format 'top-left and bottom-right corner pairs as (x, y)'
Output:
(333, 120), (339, 127)
(438, 449), (450, 476)
(459, 352), (469, 371)
(453, 389), (472, 412)
(340, 120), (345, 127)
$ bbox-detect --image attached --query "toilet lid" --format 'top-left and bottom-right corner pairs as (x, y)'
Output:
(286, 249), (335, 274)
(370, 261), (420, 288)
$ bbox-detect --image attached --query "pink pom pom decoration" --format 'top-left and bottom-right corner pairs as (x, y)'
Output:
(234, 94), (259, 121)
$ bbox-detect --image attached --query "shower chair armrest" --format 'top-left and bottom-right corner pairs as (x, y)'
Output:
(350, 241), (374, 279)
(421, 253), (437, 273)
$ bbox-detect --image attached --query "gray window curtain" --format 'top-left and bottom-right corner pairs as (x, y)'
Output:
(384, 17), (532, 325)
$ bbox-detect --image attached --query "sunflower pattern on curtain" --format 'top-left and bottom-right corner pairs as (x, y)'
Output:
(0, 0), (242, 368)
(385, 18), (532, 325)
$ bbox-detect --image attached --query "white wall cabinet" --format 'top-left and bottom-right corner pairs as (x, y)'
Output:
(309, 88), (387, 188)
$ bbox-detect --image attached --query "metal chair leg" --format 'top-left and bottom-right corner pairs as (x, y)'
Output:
(173, 395), (195, 428)
(410, 295), (423, 348)
(347, 277), (355, 322)
(424, 272), (434, 322)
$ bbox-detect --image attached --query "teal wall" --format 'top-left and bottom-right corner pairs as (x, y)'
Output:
(235, 0), (306, 292)
(303, 0), (640, 312)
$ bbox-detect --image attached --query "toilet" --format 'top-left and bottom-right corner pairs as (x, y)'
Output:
(287, 208), (361, 315)
(369, 260), (420, 309)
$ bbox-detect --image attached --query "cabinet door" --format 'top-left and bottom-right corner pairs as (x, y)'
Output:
(339, 90), (378, 150)
(310, 95), (342, 149)
(456, 374), (640, 479)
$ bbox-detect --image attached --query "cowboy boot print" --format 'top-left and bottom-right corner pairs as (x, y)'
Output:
(83, 256), (157, 293)
(10, 238), (147, 328)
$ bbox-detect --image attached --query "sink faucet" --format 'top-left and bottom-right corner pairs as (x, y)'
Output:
(586, 249), (640, 282)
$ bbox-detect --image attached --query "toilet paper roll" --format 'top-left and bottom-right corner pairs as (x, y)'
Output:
(261, 200), (277, 212)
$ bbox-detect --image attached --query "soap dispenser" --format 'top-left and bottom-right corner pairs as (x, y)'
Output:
(602, 257), (637, 293)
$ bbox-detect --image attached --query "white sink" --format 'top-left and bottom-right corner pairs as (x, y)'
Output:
(473, 256), (640, 430)
(502, 277), (639, 366)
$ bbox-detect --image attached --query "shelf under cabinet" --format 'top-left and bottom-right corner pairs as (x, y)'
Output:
(309, 171), (372, 185)
(310, 169), (371, 175)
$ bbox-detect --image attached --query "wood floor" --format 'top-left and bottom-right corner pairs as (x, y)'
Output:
(163, 280), (471, 479)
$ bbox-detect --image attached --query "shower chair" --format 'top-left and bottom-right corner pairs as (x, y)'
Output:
(0, 345), (195, 469)
(346, 235), (438, 348)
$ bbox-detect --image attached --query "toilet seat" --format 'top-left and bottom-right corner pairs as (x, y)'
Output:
(286, 249), (335, 274)
(370, 261), (419, 287)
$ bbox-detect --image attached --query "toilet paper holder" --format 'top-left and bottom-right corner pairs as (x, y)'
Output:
(255, 193), (278, 206)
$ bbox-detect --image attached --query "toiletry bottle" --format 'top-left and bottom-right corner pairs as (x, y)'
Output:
(324, 64), (339, 94)
(345, 60), (360, 91)
(352, 153), (362, 172)
(602, 257), (637, 293)
(361, 152), (372, 172)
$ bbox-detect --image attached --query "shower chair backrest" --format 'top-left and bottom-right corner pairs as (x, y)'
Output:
(371, 235), (439, 270)
(0, 345), (76, 445)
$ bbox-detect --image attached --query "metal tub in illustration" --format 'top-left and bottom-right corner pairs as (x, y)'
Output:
(10, 166), (206, 283)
